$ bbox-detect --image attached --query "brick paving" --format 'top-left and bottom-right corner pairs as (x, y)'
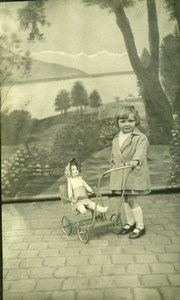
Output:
(2, 193), (180, 300)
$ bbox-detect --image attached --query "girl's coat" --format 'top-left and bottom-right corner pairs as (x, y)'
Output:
(110, 128), (151, 191)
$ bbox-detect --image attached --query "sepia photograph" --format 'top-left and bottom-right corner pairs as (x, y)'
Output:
(1, 0), (180, 299)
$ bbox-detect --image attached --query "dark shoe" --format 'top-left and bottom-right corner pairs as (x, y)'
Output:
(95, 213), (104, 221)
(119, 223), (136, 235)
(129, 227), (146, 239)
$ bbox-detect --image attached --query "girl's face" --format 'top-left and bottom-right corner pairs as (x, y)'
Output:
(70, 165), (79, 177)
(117, 113), (136, 133)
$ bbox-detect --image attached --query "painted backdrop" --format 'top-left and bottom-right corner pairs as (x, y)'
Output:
(1, 0), (179, 199)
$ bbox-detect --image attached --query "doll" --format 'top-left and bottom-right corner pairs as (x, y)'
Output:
(65, 158), (108, 215)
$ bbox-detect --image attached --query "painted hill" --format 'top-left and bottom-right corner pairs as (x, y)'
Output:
(15, 58), (88, 84)
(0, 46), (87, 85)
(15, 62), (134, 84)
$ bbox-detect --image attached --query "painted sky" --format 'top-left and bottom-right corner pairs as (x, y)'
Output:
(0, 0), (175, 55)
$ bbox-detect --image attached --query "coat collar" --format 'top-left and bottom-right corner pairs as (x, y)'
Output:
(114, 127), (142, 139)
(114, 127), (141, 153)
(131, 127), (142, 135)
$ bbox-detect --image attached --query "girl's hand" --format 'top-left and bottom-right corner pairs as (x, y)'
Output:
(88, 191), (95, 197)
(129, 160), (139, 170)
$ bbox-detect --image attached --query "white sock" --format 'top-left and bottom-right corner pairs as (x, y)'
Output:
(124, 203), (135, 226)
(131, 207), (144, 229)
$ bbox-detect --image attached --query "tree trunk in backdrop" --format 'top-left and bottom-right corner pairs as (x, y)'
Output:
(139, 70), (173, 144)
(113, 0), (173, 144)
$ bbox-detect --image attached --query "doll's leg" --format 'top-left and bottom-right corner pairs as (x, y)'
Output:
(76, 204), (87, 214)
(87, 201), (108, 213)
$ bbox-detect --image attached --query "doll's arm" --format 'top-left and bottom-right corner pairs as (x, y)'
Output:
(82, 179), (93, 194)
(67, 179), (77, 203)
(67, 179), (73, 199)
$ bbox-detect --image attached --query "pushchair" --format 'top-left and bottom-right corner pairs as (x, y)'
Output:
(59, 165), (132, 243)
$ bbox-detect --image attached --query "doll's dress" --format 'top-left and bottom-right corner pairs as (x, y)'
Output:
(69, 176), (93, 211)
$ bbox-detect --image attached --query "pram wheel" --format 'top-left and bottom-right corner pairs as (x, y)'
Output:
(110, 214), (122, 234)
(62, 216), (72, 235)
(77, 222), (89, 243)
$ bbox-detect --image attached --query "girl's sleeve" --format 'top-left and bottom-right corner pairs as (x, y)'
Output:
(132, 134), (148, 163)
(82, 179), (93, 193)
(110, 151), (115, 168)
(110, 140), (115, 168)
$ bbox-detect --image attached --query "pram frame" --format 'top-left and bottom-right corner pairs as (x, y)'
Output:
(60, 165), (132, 243)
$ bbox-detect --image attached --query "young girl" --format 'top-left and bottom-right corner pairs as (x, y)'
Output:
(110, 105), (151, 239)
(65, 158), (108, 215)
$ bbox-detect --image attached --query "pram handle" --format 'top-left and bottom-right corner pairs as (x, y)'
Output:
(101, 165), (131, 178)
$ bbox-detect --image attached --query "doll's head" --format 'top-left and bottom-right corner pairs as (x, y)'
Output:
(65, 158), (81, 178)
(70, 165), (79, 177)
(114, 105), (140, 127)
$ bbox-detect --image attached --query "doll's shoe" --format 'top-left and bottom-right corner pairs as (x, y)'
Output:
(119, 223), (136, 235)
(95, 213), (105, 221)
(129, 227), (146, 239)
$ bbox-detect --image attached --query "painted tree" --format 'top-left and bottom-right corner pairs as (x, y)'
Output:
(174, 87), (180, 117)
(160, 33), (180, 114)
(161, 1), (180, 185)
(163, 0), (180, 33)
(89, 89), (102, 113)
(71, 81), (88, 116)
(160, 0), (180, 116)
(82, 0), (174, 144)
(1, 109), (34, 152)
(0, 33), (31, 107)
(168, 115), (180, 186)
(18, 0), (50, 41)
(54, 89), (71, 115)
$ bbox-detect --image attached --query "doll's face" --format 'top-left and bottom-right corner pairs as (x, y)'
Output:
(70, 165), (79, 177)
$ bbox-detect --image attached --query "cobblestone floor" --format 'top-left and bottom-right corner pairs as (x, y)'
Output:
(2, 193), (180, 300)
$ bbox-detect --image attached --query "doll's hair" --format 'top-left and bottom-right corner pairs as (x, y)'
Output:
(69, 157), (81, 172)
(64, 157), (81, 178)
(114, 105), (140, 126)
